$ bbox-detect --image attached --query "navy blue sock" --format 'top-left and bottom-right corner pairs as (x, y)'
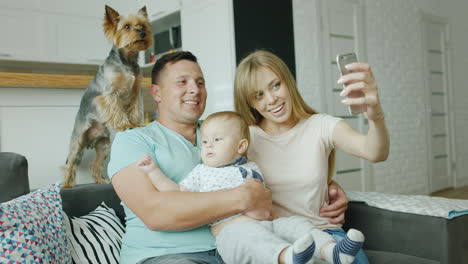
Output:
(293, 240), (315, 264)
(333, 233), (364, 264)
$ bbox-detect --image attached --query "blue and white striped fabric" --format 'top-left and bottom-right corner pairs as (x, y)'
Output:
(63, 202), (125, 264)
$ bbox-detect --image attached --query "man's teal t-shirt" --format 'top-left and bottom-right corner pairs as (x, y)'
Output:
(107, 121), (216, 264)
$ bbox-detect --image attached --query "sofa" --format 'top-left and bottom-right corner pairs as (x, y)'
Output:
(1, 152), (467, 263)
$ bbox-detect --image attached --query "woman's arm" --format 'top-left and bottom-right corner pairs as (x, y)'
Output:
(333, 62), (390, 162)
(112, 164), (273, 231)
(322, 63), (388, 224)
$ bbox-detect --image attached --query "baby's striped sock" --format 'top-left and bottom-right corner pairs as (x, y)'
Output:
(312, 229), (364, 264)
(284, 233), (316, 264)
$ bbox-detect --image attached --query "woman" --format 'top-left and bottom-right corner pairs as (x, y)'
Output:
(233, 50), (389, 263)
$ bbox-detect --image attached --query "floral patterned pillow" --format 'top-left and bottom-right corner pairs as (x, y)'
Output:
(0, 183), (71, 263)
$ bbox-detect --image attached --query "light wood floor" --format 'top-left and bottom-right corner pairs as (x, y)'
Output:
(431, 185), (468, 200)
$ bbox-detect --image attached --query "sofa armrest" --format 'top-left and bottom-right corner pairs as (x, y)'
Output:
(344, 201), (468, 264)
(0, 152), (30, 203)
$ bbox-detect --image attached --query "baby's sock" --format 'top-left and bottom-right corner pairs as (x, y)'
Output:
(284, 233), (316, 264)
(333, 229), (364, 264)
(312, 229), (364, 264)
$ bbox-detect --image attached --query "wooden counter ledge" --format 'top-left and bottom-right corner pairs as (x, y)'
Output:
(0, 72), (152, 89)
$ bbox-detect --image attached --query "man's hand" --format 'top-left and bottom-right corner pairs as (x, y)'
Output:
(320, 181), (348, 224)
(239, 179), (273, 221)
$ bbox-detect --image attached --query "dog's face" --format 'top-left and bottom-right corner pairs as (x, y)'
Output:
(103, 5), (153, 52)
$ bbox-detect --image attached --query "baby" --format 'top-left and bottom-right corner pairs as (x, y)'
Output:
(137, 111), (364, 264)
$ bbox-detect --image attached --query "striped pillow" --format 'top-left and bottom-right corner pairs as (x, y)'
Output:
(64, 202), (125, 264)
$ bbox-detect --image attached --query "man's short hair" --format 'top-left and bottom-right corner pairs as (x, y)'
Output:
(151, 51), (198, 84)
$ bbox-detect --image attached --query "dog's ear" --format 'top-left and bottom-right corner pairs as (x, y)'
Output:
(103, 5), (120, 41)
(105, 5), (120, 24)
(138, 6), (148, 19)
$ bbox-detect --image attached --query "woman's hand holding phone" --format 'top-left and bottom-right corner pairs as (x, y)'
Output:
(337, 53), (363, 115)
(337, 59), (384, 121)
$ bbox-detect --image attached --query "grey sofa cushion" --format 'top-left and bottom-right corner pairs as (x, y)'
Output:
(345, 201), (468, 264)
(366, 250), (439, 264)
(0, 152), (29, 203)
(60, 184), (448, 263)
(60, 183), (125, 224)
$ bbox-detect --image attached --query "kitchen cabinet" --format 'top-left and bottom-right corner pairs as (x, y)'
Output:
(0, 0), (41, 10)
(0, 0), (131, 19)
(0, 0), (133, 65)
(45, 14), (111, 64)
(136, 0), (181, 20)
(0, 10), (47, 62)
(0, 1), (187, 66)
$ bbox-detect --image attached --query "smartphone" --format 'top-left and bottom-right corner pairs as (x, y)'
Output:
(336, 52), (363, 115)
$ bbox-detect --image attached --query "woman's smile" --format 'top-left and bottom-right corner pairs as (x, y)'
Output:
(269, 103), (285, 114)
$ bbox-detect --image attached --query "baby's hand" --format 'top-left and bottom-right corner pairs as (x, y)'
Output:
(136, 154), (159, 174)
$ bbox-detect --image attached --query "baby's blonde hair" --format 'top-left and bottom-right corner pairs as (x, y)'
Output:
(202, 111), (250, 155)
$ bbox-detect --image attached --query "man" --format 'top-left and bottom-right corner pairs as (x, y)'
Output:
(108, 51), (348, 264)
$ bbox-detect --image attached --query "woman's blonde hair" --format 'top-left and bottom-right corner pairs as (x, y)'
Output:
(233, 50), (335, 182)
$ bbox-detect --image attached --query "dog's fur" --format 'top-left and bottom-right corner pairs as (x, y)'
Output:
(63, 5), (153, 188)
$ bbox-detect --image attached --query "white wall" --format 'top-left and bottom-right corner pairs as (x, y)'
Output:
(292, 0), (324, 113)
(0, 88), (100, 190)
(180, 0), (237, 119)
(293, 0), (468, 194)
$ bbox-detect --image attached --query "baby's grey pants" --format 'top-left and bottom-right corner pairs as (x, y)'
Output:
(216, 216), (324, 264)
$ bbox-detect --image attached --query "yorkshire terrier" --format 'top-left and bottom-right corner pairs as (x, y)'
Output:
(62, 5), (153, 188)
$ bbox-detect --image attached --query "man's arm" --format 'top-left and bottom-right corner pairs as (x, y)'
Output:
(112, 163), (272, 231)
(320, 180), (349, 224)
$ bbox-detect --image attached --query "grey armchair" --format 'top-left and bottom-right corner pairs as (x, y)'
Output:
(0, 152), (29, 203)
